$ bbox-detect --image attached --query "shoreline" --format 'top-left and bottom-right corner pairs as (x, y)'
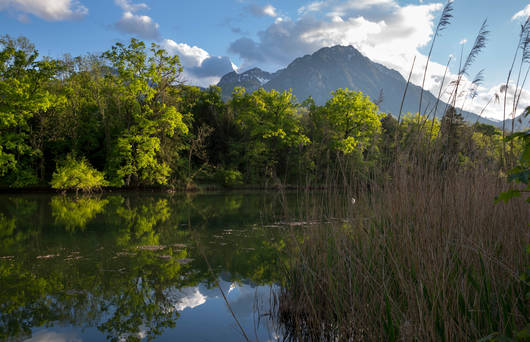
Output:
(0, 184), (335, 194)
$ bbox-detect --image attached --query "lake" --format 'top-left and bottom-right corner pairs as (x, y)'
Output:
(0, 191), (320, 342)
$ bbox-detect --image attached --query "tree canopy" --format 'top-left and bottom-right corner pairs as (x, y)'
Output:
(0, 35), (515, 190)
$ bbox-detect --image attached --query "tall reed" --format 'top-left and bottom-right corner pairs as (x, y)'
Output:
(418, 0), (454, 117)
(274, 160), (529, 341)
(502, 17), (530, 165)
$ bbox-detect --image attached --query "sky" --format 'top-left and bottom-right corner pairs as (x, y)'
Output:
(0, 0), (529, 121)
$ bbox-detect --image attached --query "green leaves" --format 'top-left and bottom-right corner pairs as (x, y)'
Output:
(50, 154), (108, 192)
(498, 107), (530, 203)
(113, 131), (171, 186)
(495, 189), (522, 203)
(229, 88), (309, 182)
(0, 35), (60, 186)
(103, 39), (188, 186)
(322, 88), (382, 154)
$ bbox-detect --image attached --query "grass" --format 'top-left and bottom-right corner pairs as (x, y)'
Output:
(273, 162), (529, 341)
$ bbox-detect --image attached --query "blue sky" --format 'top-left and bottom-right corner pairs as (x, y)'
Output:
(1, 0), (529, 120)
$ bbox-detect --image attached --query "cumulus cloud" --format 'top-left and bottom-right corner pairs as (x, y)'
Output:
(190, 56), (236, 78)
(0, 0), (88, 21)
(230, 0), (441, 70)
(299, 0), (396, 16)
(228, 0), (527, 120)
(262, 4), (277, 17)
(512, 4), (530, 21)
(162, 40), (209, 67)
(229, 37), (265, 62)
(115, 0), (147, 12)
(246, 3), (277, 17)
(114, 11), (161, 40)
(162, 39), (236, 87)
(112, 0), (160, 41)
(463, 83), (530, 122)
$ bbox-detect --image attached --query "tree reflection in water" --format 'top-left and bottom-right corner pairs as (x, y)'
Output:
(0, 192), (290, 341)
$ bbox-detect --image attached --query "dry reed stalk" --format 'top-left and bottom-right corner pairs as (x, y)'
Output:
(418, 1), (454, 117)
(398, 56), (416, 125)
(502, 17), (529, 165)
(275, 161), (529, 341)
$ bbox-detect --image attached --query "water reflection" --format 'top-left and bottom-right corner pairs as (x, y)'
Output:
(51, 196), (109, 230)
(0, 192), (292, 341)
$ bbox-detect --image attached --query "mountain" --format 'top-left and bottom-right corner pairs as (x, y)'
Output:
(218, 67), (279, 100)
(218, 45), (525, 129)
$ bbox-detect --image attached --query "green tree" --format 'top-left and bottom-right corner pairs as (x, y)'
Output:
(49, 55), (117, 169)
(321, 89), (382, 154)
(103, 39), (188, 186)
(303, 89), (382, 183)
(0, 36), (59, 187)
(230, 88), (309, 183)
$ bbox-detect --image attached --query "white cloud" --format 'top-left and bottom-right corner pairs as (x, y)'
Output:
(512, 4), (530, 21)
(114, 11), (161, 40)
(298, 1), (326, 15)
(299, 0), (396, 15)
(112, 0), (160, 41)
(464, 82), (530, 121)
(0, 0), (88, 21)
(162, 39), (236, 87)
(228, 0), (529, 121)
(115, 0), (147, 12)
(162, 40), (210, 67)
(247, 3), (277, 17)
(263, 4), (277, 17)
(230, 1), (441, 73)
(113, 0), (235, 87)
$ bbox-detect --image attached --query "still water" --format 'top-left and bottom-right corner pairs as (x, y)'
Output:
(0, 192), (312, 342)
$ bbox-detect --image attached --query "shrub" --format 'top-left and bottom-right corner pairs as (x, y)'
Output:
(214, 167), (243, 188)
(50, 155), (108, 193)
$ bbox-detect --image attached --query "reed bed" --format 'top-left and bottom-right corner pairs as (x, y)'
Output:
(274, 163), (529, 341)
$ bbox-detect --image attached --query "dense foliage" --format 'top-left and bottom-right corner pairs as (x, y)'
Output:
(50, 154), (107, 193)
(0, 35), (519, 190)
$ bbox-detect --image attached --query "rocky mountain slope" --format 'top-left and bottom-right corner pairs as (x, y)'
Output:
(218, 45), (527, 128)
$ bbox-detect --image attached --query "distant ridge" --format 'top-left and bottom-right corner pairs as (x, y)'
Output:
(218, 45), (528, 129)
(218, 67), (279, 100)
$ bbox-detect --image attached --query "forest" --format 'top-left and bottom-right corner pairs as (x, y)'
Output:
(1, 34), (525, 192)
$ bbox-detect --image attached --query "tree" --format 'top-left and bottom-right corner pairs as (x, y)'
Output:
(0, 35), (59, 187)
(50, 55), (117, 170)
(321, 89), (382, 155)
(103, 39), (188, 186)
(440, 106), (468, 157)
(230, 88), (309, 183)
